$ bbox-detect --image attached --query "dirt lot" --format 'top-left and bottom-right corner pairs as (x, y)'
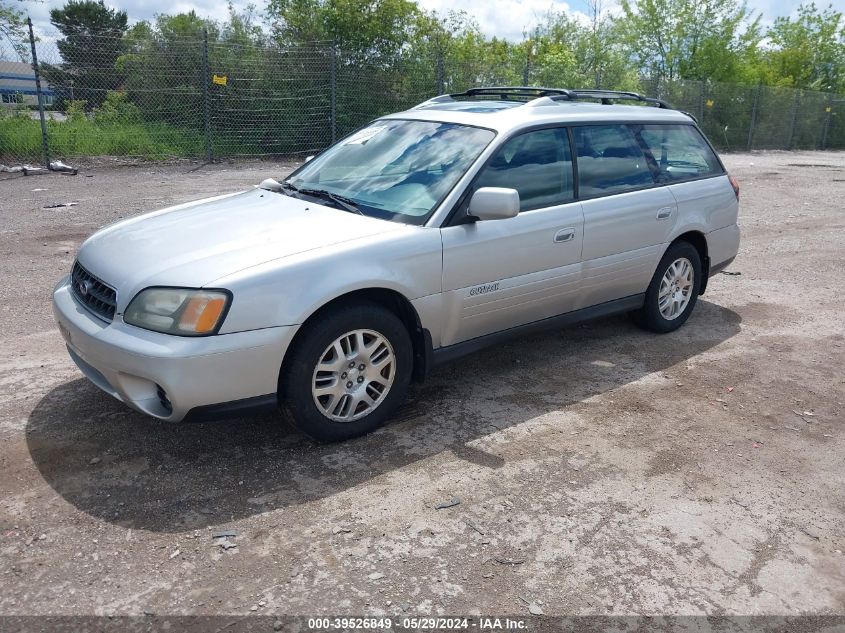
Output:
(0, 151), (843, 619)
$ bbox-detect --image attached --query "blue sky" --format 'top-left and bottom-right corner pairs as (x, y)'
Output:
(20, 0), (845, 42)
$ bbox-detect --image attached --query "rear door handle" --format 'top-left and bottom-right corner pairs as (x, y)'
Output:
(554, 227), (576, 243)
(656, 207), (673, 220)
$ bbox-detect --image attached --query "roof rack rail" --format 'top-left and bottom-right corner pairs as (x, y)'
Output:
(450, 86), (576, 100)
(443, 86), (674, 109)
(549, 89), (673, 109)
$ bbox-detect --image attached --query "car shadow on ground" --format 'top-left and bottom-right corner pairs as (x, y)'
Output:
(26, 300), (741, 533)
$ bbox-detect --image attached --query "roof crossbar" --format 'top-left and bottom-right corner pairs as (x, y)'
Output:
(446, 86), (674, 109)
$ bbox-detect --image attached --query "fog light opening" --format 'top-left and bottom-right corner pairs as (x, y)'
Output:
(156, 384), (173, 415)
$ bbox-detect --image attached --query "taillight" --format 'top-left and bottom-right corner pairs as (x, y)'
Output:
(728, 174), (740, 200)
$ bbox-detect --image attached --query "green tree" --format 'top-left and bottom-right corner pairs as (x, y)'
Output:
(764, 3), (845, 92)
(0, 0), (27, 62)
(533, 4), (639, 90)
(410, 10), (492, 90)
(221, 3), (265, 47)
(116, 12), (217, 127)
(617, 0), (761, 83)
(153, 10), (217, 41)
(42, 0), (129, 108)
(266, 0), (421, 60)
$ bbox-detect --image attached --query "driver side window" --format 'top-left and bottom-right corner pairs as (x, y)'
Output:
(474, 128), (574, 212)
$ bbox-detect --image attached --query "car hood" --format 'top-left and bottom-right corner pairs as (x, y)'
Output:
(77, 188), (403, 310)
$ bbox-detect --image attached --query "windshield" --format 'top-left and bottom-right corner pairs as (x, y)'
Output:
(285, 119), (495, 225)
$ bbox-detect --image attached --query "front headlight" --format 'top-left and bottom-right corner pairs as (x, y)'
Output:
(124, 287), (231, 336)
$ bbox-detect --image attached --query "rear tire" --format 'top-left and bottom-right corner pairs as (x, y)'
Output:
(630, 241), (702, 333)
(279, 301), (412, 442)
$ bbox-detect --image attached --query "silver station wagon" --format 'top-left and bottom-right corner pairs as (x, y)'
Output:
(53, 87), (740, 441)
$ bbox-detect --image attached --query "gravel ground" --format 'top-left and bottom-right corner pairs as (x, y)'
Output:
(0, 151), (843, 618)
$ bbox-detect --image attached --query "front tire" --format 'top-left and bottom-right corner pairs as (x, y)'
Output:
(631, 241), (702, 333)
(279, 301), (412, 442)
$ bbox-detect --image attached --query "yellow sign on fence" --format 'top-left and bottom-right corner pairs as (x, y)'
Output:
(706, 99), (714, 108)
(212, 74), (228, 86)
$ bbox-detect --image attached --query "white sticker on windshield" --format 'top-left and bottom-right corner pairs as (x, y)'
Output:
(343, 125), (387, 145)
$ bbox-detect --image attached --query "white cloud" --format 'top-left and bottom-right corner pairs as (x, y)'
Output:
(416, 0), (583, 40)
(27, 0), (252, 38)
(27, 0), (584, 41)
(753, 0), (843, 23)
(25, 0), (845, 43)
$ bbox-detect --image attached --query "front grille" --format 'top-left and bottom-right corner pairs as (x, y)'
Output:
(70, 261), (117, 321)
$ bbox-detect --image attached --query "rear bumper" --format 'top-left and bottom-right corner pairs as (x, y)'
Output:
(707, 223), (740, 272)
(52, 276), (297, 421)
(709, 255), (736, 276)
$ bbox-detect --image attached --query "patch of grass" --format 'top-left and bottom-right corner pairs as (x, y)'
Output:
(0, 112), (206, 162)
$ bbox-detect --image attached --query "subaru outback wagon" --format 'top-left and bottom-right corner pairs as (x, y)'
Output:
(53, 87), (740, 441)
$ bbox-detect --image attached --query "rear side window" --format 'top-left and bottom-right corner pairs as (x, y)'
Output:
(474, 128), (574, 211)
(634, 124), (723, 182)
(572, 125), (655, 197)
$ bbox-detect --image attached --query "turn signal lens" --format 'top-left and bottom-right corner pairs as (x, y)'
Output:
(179, 296), (227, 334)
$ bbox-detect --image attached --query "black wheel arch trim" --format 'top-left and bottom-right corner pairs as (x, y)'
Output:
(282, 287), (432, 387)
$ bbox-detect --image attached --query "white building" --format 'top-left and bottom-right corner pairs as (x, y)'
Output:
(0, 60), (55, 107)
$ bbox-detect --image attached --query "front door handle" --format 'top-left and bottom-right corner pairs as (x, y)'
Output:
(656, 207), (673, 220)
(554, 227), (576, 243)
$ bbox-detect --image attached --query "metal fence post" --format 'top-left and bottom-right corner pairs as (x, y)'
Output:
(747, 82), (761, 151)
(820, 100), (832, 150)
(698, 80), (705, 124)
(27, 18), (50, 170)
(787, 89), (800, 149)
(201, 29), (213, 163)
(435, 49), (444, 95)
(330, 42), (337, 144)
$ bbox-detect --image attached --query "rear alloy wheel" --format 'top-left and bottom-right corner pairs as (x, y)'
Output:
(657, 257), (694, 320)
(279, 301), (412, 442)
(631, 241), (702, 333)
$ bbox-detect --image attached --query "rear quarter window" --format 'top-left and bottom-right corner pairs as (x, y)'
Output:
(633, 124), (723, 183)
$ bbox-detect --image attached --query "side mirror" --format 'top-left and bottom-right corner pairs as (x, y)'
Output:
(468, 187), (520, 221)
(304, 155), (315, 163)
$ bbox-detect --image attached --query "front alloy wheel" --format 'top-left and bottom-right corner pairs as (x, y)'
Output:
(312, 329), (396, 422)
(279, 301), (412, 442)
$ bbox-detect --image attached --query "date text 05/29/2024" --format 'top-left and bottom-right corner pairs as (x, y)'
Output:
(306, 617), (529, 630)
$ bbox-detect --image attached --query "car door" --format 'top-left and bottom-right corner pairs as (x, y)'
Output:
(635, 123), (737, 232)
(439, 127), (585, 347)
(574, 124), (677, 310)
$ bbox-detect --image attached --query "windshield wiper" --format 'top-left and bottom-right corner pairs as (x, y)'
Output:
(295, 187), (364, 215)
(279, 180), (304, 197)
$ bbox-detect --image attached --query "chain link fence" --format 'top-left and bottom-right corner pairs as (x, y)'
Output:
(2, 20), (844, 170)
(640, 78), (842, 152)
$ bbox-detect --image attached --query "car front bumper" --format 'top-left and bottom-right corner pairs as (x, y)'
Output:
(52, 276), (298, 421)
